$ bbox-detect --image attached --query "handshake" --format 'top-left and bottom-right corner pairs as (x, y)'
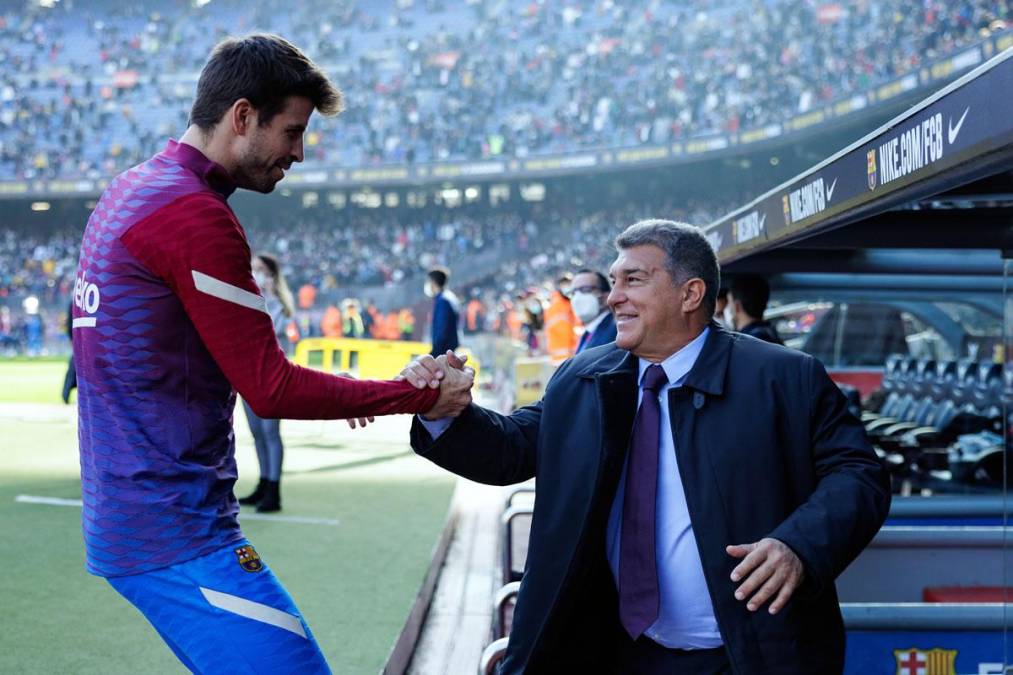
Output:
(400, 350), (477, 420)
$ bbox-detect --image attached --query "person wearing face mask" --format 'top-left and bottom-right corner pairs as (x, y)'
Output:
(425, 266), (461, 357)
(571, 268), (617, 354)
(239, 253), (295, 513)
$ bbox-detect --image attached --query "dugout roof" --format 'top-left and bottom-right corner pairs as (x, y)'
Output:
(702, 47), (1013, 278)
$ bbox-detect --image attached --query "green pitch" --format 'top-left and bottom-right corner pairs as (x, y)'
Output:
(0, 360), (455, 674)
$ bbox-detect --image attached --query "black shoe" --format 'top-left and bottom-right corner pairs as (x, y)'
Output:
(256, 480), (281, 513)
(239, 479), (268, 506)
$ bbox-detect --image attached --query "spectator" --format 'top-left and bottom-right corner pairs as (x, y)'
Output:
(571, 268), (616, 353)
(239, 253), (296, 514)
(426, 266), (460, 357)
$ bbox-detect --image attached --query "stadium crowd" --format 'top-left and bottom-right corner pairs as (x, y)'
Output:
(0, 196), (716, 355)
(0, 0), (1007, 179)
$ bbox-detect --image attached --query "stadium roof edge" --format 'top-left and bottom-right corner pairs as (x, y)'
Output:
(702, 46), (1013, 265)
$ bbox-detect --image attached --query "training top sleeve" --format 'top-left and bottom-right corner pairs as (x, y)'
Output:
(120, 191), (439, 419)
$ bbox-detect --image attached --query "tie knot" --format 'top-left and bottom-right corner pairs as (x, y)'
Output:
(641, 364), (668, 392)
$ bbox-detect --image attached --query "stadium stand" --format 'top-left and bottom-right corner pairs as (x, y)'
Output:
(0, 197), (720, 354)
(0, 0), (1006, 180)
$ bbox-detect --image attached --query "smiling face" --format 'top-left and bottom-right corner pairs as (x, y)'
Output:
(233, 96), (313, 193)
(607, 245), (706, 362)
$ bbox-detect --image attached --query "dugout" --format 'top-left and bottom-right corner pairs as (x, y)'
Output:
(700, 46), (1013, 673)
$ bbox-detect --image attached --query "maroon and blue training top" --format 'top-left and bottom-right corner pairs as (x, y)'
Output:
(73, 139), (438, 577)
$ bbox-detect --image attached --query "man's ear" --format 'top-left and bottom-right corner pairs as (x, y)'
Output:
(682, 278), (706, 313)
(230, 99), (255, 136)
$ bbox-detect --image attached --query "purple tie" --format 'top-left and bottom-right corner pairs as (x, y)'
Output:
(619, 363), (668, 639)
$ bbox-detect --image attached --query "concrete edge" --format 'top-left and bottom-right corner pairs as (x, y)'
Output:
(381, 489), (462, 675)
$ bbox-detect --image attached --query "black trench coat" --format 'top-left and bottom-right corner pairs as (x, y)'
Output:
(410, 322), (891, 674)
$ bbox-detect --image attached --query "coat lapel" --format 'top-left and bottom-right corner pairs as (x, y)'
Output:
(592, 350), (639, 471)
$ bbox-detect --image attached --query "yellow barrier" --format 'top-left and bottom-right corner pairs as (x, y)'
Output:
(293, 337), (480, 381)
(513, 357), (558, 409)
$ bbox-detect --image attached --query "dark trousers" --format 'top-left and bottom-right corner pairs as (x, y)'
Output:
(611, 635), (732, 675)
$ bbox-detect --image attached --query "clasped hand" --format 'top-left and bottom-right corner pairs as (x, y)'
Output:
(398, 350), (476, 419)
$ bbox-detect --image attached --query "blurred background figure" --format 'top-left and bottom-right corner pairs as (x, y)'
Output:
(464, 289), (486, 336)
(426, 266), (460, 357)
(544, 273), (577, 361)
(728, 274), (784, 345)
(22, 296), (44, 356)
(521, 289), (544, 354)
(239, 253), (296, 513)
(714, 287), (730, 328)
(363, 300), (379, 338)
(399, 307), (416, 341)
(342, 298), (365, 338)
(61, 302), (76, 403)
(571, 268), (616, 354)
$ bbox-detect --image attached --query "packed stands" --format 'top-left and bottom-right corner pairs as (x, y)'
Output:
(1, 0), (1007, 180)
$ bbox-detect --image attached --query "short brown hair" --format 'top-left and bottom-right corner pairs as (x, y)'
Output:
(190, 34), (343, 131)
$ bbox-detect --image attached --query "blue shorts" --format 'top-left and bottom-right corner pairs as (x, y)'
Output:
(108, 540), (330, 674)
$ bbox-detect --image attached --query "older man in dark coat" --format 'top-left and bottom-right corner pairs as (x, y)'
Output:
(404, 220), (891, 674)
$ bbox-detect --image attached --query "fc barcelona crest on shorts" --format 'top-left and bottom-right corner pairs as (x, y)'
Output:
(235, 545), (264, 573)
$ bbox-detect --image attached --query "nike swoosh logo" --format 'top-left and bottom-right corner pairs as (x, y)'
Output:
(825, 177), (838, 202)
(948, 106), (969, 145)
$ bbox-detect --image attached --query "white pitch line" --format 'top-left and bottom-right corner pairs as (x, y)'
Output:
(14, 494), (339, 527)
(15, 495), (82, 507)
(241, 513), (340, 526)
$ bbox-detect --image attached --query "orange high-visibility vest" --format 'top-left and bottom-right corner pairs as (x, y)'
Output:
(321, 305), (343, 337)
(544, 291), (577, 361)
(466, 299), (483, 331)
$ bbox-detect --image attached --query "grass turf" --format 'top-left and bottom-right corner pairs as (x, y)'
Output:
(0, 360), (70, 404)
(0, 361), (455, 674)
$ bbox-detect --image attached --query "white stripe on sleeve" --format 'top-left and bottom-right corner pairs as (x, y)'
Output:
(191, 270), (268, 314)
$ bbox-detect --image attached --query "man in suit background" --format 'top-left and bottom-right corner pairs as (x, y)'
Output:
(403, 220), (890, 674)
(570, 268), (617, 354)
(425, 266), (461, 357)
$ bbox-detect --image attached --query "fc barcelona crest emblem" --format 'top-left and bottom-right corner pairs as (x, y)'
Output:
(867, 149), (878, 190)
(235, 545), (264, 573)
(782, 194), (791, 226)
(893, 647), (956, 675)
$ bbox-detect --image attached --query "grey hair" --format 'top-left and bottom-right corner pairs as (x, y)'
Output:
(614, 219), (721, 316)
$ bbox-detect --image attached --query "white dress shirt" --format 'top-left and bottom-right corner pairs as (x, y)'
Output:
(606, 327), (722, 649)
(419, 328), (721, 649)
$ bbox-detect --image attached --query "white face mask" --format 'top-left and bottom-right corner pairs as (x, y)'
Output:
(253, 271), (269, 292)
(424, 283), (435, 298)
(571, 292), (602, 323)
